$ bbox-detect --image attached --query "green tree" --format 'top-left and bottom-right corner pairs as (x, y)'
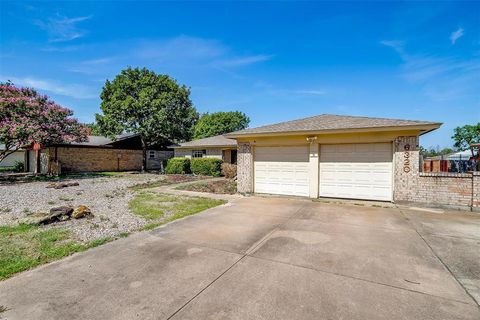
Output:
(419, 146), (455, 158)
(193, 111), (249, 139)
(452, 123), (480, 156)
(85, 123), (103, 136)
(96, 67), (198, 170)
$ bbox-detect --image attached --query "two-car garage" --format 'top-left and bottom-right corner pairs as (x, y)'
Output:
(253, 143), (393, 201)
(228, 114), (440, 202)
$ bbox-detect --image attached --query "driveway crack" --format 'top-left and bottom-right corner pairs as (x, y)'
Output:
(397, 206), (480, 307)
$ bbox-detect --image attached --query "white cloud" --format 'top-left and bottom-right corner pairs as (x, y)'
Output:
(134, 36), (272, 69)
(136, 36), (226, 61)
(35, 15), (92, 42)
(450, 27), (464, 44)
(380, 40), (408, 60)
(294, 89), (326, 96)
(81, 57), (113, 65)
(382, 39), (480, 101)
(68, 57), (114, 74)
(1, 76), (97, 99)
(213, 54), (273, 67)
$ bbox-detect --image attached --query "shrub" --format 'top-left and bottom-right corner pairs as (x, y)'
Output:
(191, 158), (223, 176)
(165, 157), (191, 174)
(221, 163), (237, 179)
(13, 161), (24, 172)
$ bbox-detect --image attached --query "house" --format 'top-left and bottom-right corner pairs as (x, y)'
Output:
(28, 133), (173, 174)
(173, 135), (238, 164)
(225, 114), (442, 202)
(425, 150), (474, 161)
(0, 144), (26, 169)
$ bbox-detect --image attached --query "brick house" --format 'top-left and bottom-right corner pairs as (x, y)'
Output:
(28, 133), (173, 174)
(225, 114), (479, 211)
(172, 135), (238, 164)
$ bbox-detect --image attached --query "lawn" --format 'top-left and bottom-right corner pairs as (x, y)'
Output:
(175, 179), (237, 194)
(129, 192), (226, 230)
(0, 224), (110, 280)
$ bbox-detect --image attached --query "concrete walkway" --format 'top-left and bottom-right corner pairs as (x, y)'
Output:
(1, 197), (479, 319)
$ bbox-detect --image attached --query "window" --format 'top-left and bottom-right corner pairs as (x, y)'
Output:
(148, 150), (156, 159)
(192, 150), (206, 158)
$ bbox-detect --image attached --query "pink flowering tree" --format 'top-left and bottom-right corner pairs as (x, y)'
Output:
(0, 83), (88, 163)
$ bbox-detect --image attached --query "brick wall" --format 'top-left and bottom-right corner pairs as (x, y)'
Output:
(237, 142), (253, 193)
(394, 136), (479, 211)
(415, 173), (474, 208)
(45, 147), (143, 173)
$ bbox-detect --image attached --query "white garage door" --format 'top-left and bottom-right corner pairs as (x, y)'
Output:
(254, 146), (309, 197)
(319, 143), (393, 201)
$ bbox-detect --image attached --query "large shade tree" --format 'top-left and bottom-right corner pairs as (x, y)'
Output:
(193, 111), (250, 139)
(0, 83), (88, 163)
(96, 67), (198, 170)
(452, 123), (480, 156)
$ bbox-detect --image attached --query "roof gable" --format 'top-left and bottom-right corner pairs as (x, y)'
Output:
(174, 135), (237, 148)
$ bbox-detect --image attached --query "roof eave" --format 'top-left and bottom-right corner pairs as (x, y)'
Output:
(226, 123), (442, 139)
(173, 144), (237, 149)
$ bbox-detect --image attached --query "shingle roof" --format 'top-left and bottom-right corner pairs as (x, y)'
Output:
(69, 133), (139, 146)
(174, 135), (237, 148)
(226, 114), (441, 137)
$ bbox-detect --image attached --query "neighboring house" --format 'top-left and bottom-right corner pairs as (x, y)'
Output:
(28, 133), (173, 174)
(225, 114), (442, 202)
(425, 150), (473, 161)
(173, 135), (238, 164)
(0, 144), (25, 168)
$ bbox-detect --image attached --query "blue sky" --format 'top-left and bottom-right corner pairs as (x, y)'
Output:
(1, 1), (479, 148)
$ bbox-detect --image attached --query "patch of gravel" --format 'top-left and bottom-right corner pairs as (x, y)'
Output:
(0, 173), (170, 242)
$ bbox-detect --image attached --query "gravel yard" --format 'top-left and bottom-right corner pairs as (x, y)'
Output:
(0, 173), (200, 242)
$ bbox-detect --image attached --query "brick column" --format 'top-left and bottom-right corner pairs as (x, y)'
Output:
(473, 172), (480, 211)
(237, 142), (253, 194)
(393, 136), (419, 202)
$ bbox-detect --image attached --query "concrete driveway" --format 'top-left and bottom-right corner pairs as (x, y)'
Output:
(1, 197), (479, 319)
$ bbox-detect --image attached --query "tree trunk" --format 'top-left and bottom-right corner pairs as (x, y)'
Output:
(141, 138), (147, 172)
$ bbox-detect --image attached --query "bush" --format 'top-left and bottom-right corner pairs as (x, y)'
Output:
(13, 161), (24, 172)
(221, 163), (237, 179)
(191, 158), (223, 176)
(165, 157), (191, 174)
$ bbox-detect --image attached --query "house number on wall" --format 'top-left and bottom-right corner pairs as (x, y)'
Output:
(403, 144), (411, 173)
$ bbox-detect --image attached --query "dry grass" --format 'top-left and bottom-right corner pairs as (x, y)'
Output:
(129, 192), (226, 230)
(176, 179), (237, 195)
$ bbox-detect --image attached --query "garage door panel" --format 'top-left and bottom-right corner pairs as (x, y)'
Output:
(254, 146), (309, 197)
(319, 143), (392, 201)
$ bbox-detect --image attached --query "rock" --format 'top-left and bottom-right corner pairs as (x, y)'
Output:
(72, 205), (92, 219)
(20, 212), (53, 225)
(59, 214), (71, 221)
(50, 206), (74, 217)
(46, 182), (80, 189)
(20, 208), (72, 225)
